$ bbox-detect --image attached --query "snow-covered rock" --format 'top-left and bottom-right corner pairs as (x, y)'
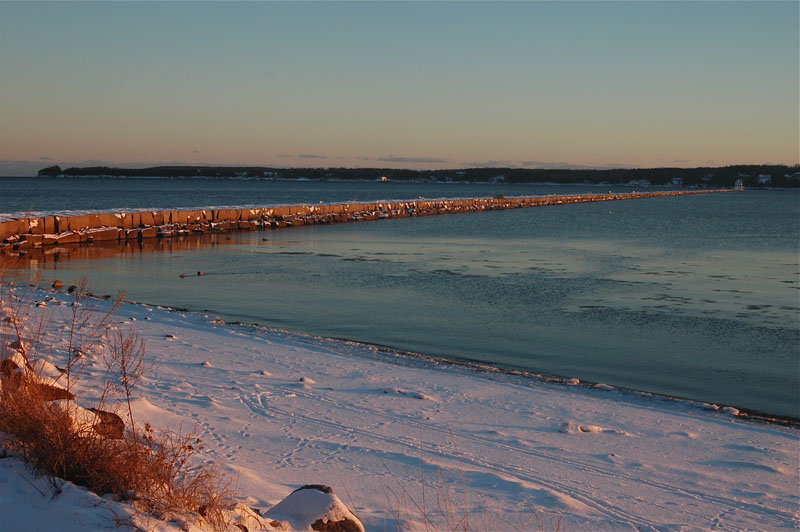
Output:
(265, 485), (364, 532)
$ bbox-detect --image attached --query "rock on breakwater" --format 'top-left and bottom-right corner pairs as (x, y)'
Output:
(0, 190), (734, 250)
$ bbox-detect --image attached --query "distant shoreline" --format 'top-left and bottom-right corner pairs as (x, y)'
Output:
(34, 163), (800, 188)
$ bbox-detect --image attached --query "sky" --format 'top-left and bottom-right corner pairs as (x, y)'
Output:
(0, 1), (798, 176)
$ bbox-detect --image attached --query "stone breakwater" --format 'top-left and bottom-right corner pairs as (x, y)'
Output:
(0, 190), (733, 250)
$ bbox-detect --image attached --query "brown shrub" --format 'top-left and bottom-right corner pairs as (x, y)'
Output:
(0, 277), (234, 531)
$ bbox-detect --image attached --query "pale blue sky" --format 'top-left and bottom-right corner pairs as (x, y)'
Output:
(1, 1), (797, 174)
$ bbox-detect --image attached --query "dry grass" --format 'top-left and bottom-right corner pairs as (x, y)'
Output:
(0, 277), (235, 531)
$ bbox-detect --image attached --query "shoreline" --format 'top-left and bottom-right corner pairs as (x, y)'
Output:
(2, 282), (797, 530)
(4, 275), (796, 425)
(210, 312), (800, 428)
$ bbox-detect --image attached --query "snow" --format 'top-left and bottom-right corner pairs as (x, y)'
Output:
(0, 458), (126, 532)
(0, 285), (798, 531)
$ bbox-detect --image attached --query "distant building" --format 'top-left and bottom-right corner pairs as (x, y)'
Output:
(671, 177), (684, 186)
(758, 174), (772, 185)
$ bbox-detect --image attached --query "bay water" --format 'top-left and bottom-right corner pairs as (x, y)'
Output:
(1, 178), (797, 418)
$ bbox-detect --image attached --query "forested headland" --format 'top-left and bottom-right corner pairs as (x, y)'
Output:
(37, 164), (800, 188)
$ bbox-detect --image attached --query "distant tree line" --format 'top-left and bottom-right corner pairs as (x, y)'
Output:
(36, 164), (800, 188)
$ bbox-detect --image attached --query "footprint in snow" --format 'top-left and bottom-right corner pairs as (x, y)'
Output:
(698, 460), (784, 474)
(592, 453), (620, 464)
(667, 431), (699, 439)
(559, 421), (630, 436)
(723, 443), (772, 454)
(383, 388), (436, 401)
(296, 376), (316, 389)
(191, 394), (216, 407)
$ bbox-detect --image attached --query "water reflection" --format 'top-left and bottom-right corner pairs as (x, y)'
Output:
(1, 232), (239, 283)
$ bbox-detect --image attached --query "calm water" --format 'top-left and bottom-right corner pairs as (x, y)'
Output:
(2, 176), (588, 217)
(1, 178), (798, 418)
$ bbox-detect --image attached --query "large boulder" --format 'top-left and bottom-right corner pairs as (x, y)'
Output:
(0, 220), (24, 242)
(48, 400), (102, 433)
(84, 227), (121, 242)
(0, 357), (75, 401)
(139, 211), (155, 226)
(26, 218), (45, 235)
(265, 485), (364, 532)
(121, 212), (139, 229)
(65, 214), (92, 232)
(0, 357), (122, 439)
(88, 408), (125, 439)
(138, 227), (157, 240)
(55, 231), (80, 245)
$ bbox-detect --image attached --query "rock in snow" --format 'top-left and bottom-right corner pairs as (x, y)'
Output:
(265, 485), (365, 532)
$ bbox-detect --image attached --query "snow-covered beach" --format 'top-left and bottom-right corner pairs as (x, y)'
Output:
(1, 285), (797, 531)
